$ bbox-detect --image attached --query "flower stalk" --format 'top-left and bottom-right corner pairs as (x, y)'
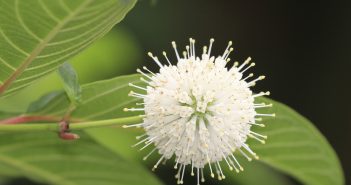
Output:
(0, 115), (143, 132)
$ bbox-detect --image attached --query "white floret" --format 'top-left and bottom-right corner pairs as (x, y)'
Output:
(126, 38), (274, 185)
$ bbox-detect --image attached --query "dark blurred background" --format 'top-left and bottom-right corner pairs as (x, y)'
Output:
(1, 0), (350, 184)
(121, 0), (351, 184)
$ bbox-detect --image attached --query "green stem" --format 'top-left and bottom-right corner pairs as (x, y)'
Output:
(0, 116), (143, 132)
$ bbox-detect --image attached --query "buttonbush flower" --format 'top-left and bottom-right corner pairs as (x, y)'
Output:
(125, 38), (274, 185)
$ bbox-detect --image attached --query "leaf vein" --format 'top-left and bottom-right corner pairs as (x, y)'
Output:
(0, 57), (16, 71)
(15, 0), (43, 41)
(38, 0), (61, 23)
(0, 28), (30, 57)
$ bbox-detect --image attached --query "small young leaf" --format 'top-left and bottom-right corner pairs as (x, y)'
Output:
(58, 63), (81, 105)
(27, 91), (63, 113)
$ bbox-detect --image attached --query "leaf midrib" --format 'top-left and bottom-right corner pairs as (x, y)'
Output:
(0, 0), (93, 96)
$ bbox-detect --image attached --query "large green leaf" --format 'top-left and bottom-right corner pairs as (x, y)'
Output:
(249, 98), (345, 185)
(0, 0), (136, 97)
(0, 131), (162, 185)
(2, 74), (344, 185)
(0, 28), (142, 113)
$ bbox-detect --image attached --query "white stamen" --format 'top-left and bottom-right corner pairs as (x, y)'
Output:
(253, 91), (270, 97)
(224, 48), (234, 60)
(217, 162), (225, 179)
(230, 153), (244, 171)
(242, 144), (257, 157)
(140, 77), (150, 84)
(124, 107), (144, 112)
(136, 133), (147, 140)
(132, 136), (151, 147)
(148, 52), (163, 68)
(248, 75), (265, 85)
(249, 135), (266, 144)
(222, 153), (233, 171)
(137, 68), (152, 80)
(172, 41), (180, 60)
(238, 148), (252, 161)
(143, 147), (157, 160)
(254, 103), (273, 108)
(203, 46), (207, 54)
(238, 57), (252, 71)
(250, 131), (268, 139)
(122, 123), (143, 128)
(191, 161), (195, 176)
(207, 38), (215, 56)
(152, 156), (165, 171)
(128, 91), (146, 99)
(190, 38), (196, 57)
(183, 51), (187, 59)
(201, 168), (205, 182)
(129, 83), (147, 91)
(256, 113), (276, 117)
(222, 41), (233, 57)
(241, 62), (256, 73)
(139, 140), (154, 151)
(249, 122), (266, 127)
(242, 73), (254, 81)
(143, 66), (156, 76)
(207, 156), (214, 178)
(180, 164), (186, 184)
(162, 51), (172, 65)
(186, 45), (190, 58)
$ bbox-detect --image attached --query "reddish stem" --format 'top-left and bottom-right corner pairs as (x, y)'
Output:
(0, 115), (61, 124)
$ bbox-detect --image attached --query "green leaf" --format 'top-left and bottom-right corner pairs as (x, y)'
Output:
(0, 27), (142, 113)
(27, 91), (63, 113)
(0, 132), (162, 185)
(0, 111), (20, 120)
(249, 97), (345, 185)
(13, 74), (344, 185)
(24, 74), (142, 121)
(0, 0), (136, 97)
(225, 161), (294, 185)
(58, 63), (81, 105)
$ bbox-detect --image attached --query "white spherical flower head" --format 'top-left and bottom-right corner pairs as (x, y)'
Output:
(125, 38), (274, 185)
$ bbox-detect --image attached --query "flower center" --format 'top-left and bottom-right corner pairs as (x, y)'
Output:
(178, 89), (215, 120)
